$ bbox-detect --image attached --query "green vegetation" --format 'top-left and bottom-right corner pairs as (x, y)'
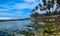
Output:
(31, 0), (60, 18)
(20, 18), (59, 36)
(21, 0), (60, 36)
(0, 0), (60, 36)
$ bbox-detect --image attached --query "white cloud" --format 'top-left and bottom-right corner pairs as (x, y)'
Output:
(0, 12), (14, 16)
(0, 17), (12, 20)
(0, 9), (10, 12)
(0, 0), (40, 11)
(24, 0), (40, 3)
(24, 0), (36, 2)
(0, 2), (39, 11)
(8, 0), (40, 10)
(0, 0), (40, 18)
(12, 3), (38, 9)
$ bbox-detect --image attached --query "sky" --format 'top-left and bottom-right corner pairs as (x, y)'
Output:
(0, 0), (41, 18)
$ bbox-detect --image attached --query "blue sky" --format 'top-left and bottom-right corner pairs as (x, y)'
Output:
(0, 0), (40, 18)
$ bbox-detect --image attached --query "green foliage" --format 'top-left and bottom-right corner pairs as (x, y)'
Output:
(40, 0), (54, 11)
(22, 0), (60, 36)
(30, 12), (40, 18)
(35, 6), (38, 10)
(57, 0), (60, 6)
(31, 0), (60, 17)
(20, 30), (34, 36)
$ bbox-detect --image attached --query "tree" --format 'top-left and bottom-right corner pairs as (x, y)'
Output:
(35, 6), (39, 10)
(57, 0), (60, 7)
(39, 0), (60, 16)
(42, 0), (54, 13)
(31, 0), (60, 17)
(30, 12), (40, 18)
(58, 10), (60, 14)
(52, 10), (58, 15)
(21, 0), (60, 36)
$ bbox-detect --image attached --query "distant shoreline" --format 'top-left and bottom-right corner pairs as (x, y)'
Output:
(0, 18), (30, 22)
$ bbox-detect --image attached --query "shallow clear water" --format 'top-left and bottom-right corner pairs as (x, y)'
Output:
(0, 20), (31, 31)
